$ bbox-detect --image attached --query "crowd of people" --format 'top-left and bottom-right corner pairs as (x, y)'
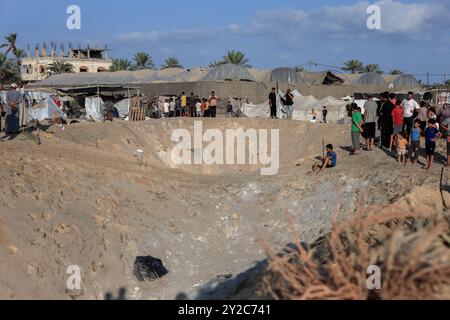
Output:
(154, 91), (235, 119)
(350, 91), (449, 170)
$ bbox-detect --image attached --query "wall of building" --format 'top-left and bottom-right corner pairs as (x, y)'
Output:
(21, 57), (112, 82)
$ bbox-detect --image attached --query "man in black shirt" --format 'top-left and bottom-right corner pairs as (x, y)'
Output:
(378, 92), (394, 149)
(269, 88), (277, 118)
(322, 106), (328, 123)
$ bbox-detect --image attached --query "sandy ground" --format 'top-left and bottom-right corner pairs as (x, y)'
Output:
(0, 118), (446, 300)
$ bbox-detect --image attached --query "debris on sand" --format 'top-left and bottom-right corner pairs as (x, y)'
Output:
(133, 256), (169, 282)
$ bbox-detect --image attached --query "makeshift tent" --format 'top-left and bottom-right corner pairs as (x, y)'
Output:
(27, 97), (66, 122)
(168, 67), (209, 82)
(85, 96), (105, 121)
(342, 73), (387, 85)
(114, 98), (130, 118)
(300, 71), (344, 85)
(269, 68), (305, 84)
(292, 96), (348, 123)
(382, 74), (421, 88)
(202, 64), (256, 82)
(246, 68), (271, 82)
(237, 90), (303, 119)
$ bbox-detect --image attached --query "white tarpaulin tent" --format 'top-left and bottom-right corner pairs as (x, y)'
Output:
(114, 98), (130, 118)
(292, 96), (348, 123)
(27, 97), (66, 122)
(237, 90), (303, 119)
(85, 96), (105, 122)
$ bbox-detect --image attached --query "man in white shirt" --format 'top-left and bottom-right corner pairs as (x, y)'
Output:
(401, 91), (419, 137)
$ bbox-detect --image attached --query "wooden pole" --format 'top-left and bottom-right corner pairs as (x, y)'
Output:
(322, 138), (325, 159)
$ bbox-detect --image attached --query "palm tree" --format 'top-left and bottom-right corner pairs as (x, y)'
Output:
(390, 69), (404, 75)
(110, 58), (132, 72)
(161, 57), (183, 69)
(0, 52), (16, 82)
(293, 66), (305, 72)
(444, 80), (450, 88)
(46, 60), (74, 74)
(342, 59), (364, 74)
(222, 50), (251, 67)
(1, 33), (23, 71)
(1, 33), (18, 57)
(364, 64), (383, 74)
(208, 60), (225, 68)
(132, 52), (155, 70)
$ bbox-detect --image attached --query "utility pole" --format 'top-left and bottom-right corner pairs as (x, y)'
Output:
(309, 60), (312, 72)
(427, 72), (430, 86)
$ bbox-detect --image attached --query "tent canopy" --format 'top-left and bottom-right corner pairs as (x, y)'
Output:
(269, 67), (306, 84)
(342, 72), (387, 85)
(202, 64), (256, 82)
(300, 71), (344, 85)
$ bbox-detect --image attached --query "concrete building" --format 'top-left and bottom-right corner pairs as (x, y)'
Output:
(21, 44), (112, 82)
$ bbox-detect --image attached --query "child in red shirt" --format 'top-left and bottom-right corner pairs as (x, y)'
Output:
(390, 100), (404, 151)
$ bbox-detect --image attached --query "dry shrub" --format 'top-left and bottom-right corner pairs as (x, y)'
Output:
(261, 204), (450, 300)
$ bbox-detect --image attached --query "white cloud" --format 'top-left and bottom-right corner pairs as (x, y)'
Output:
(247, 0), (450, 46)
(228, 24), (241, 34)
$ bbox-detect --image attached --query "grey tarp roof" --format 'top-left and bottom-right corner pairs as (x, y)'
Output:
(342, 72), (387, 85)
(269, 67), (305, 84)
(382, 74), (421, 88)
(300, 71), (344, 85)
(202, 64), (256, 82)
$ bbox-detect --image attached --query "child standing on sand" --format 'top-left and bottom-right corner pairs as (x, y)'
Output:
(424, 119), (441, 170)
(409, 120), (421, 164)
(397, 132), (408, 165)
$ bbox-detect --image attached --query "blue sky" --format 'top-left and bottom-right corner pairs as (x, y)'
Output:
(2, 0), (450, 82)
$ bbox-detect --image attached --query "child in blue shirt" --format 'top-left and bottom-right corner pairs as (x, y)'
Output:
(408, 120), (421, 164)
(313, 144), (337, 174)
(424, 119), (441, 170)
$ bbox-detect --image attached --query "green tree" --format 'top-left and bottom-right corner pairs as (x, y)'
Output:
(1, 33), (23, 71)
(161, 57), (183, 69)
(293, 66), (305, 72)
(208, 60), (225, 68)
(132, 52), (155, 70)
(0, 52), (16, 83)
(110, 58), (132, 72)
(342, 59), (364, 74)
(222, 50), (251, 67)
(390, 69), (404, 75)
(46, 60), (74, 74)
(364, 64), (383, 74)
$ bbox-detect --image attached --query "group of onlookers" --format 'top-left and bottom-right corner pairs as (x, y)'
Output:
(350, 91), (450, 170)
(156, 91), (233, 119)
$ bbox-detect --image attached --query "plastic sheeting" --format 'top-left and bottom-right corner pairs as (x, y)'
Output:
(114, 98), (130, 118)
(270, 68), (305, 84)
(292, 96), (348, 123)
(85, 96), (105, 121)
(27, 97), (66, 121)
(25, 91), (52, 103)
(202, 64), (256, 82)
(236, 90), (303, 119)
